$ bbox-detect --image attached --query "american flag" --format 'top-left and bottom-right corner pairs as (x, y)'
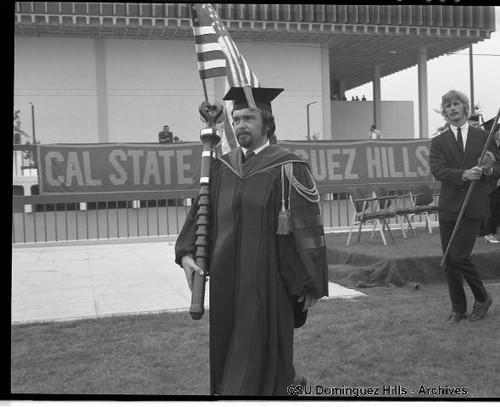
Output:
(191, 3), (260, 152)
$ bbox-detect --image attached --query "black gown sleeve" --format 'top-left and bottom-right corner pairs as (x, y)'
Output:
(174, 160), (222, 267)
(278, 162), (329, 300)
(174, 195), (199, 266)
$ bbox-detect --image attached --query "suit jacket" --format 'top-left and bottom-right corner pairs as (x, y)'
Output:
(430, 126), (500, 220)
(158, 130), (173, 143)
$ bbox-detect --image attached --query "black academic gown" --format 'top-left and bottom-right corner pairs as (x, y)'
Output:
(175, 144), (328, 396)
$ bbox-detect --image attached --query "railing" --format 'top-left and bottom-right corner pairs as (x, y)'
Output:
(12, 190), (195, 244)
(13, 145), (37, 178)
(11, 187), (439, 244)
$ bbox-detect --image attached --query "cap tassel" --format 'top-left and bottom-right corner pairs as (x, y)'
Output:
(277, 164), (292, 235)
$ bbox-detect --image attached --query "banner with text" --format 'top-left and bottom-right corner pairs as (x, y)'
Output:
(37, 140), (433, 194)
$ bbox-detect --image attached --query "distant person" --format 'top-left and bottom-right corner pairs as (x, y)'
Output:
(468, 114), (482, 128)
(484, 124), (500, 243)
(368, 124), (383, 140)
(430, 89), (499, 324)
(158, 125), (173, 143)
(361, 95), (366, 101)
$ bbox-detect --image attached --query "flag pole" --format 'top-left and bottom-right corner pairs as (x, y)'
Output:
(190, 74), (223, 320)
(188, 3), (220, 319)
(202, 79), (209, 103)
(189, 100), (222, 320)
(190, 72), (223, 320)
(440, 107), (500, 267)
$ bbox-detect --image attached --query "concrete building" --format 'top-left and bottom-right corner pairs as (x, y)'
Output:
(14, 3), (496, 144)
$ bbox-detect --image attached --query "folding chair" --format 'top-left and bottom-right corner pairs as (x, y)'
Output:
(408, 184), (439, 233)
(372, 186), (416, 238)
(346, 186), (394, 246)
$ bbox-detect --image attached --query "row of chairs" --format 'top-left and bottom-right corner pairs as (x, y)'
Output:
(346, 184), (439, 246)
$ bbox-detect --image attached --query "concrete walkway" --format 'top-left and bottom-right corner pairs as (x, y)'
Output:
(11, 240), (365, 324)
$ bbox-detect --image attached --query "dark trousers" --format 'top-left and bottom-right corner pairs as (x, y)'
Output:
(485, 187), (500, 235)
(439, 218), (488, 313)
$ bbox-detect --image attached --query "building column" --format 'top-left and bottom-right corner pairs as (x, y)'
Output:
(469, 44), (475, 111)
(321, 44), (332, 140)
(417, 46), (429, 139)
(372, 64), (382, 129)
(338, 79), (346, 100)
(95, 38), (109, 143)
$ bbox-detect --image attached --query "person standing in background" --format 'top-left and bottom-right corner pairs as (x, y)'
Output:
(368, 124), (383, 139)
(468, 114), (482, 128)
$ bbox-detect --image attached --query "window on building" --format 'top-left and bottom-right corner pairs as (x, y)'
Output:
(74, 3), (88, 15)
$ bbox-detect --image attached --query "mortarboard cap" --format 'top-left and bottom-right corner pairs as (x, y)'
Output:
(223, 85), (283, 113)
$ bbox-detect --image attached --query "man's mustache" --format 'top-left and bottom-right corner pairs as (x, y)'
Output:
(236, 130), (250, 137)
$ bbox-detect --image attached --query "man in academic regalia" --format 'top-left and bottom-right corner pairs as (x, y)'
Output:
(175, 86), (329, 396)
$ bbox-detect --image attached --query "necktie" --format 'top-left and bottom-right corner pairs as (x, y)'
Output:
(244, 151), (255, 162)
(457, 127), (464, 153)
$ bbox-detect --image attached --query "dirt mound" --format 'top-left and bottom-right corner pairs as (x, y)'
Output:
(325, 231), (500, 288)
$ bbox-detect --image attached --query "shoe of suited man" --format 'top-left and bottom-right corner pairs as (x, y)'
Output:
(484, 234), (500, 243)
(444, 312), (467, 324)
(469, 293), (493, 322)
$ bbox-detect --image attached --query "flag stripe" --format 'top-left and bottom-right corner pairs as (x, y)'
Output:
(195, 43), (221, 53)
(193, 26), (215, 36)
(200, 67), (228, 80)
(222, 36), (245, 85)
(197, 59), (226, 70)
(194, 34), (220, 45)
(196, 50), (226, 62)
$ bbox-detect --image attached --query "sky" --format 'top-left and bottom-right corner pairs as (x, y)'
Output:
(346, 6), (500, 138)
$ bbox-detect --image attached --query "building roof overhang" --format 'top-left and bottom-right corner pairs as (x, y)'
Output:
(14, 9), (495, 91)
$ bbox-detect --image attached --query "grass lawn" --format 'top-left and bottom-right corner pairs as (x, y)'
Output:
(11, 279), (500, 399)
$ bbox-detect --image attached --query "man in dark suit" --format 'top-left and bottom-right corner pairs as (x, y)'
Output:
(430, 89), (499, 324)
(158, 125), (173, 143)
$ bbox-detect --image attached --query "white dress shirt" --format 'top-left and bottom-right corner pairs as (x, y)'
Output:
(242, 140), (270, 156)
(450, 122), (469, 150)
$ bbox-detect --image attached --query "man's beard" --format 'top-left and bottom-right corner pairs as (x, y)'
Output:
(236, 130), (267, 148)
(237, 132), (252, 147)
